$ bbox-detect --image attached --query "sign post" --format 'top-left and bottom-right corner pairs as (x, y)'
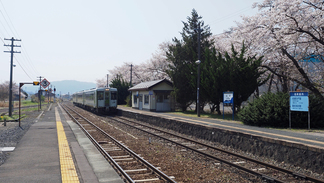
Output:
(289, 92), (310, 130)
(223, 91), (234, 120)
(39, 78), (50, 109)
(18, 82), (39, 127)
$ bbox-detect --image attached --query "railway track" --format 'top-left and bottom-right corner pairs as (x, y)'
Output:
(60, 103), (176, 183)
(0, 104), (41, 115)
(107, 116), (324, 183)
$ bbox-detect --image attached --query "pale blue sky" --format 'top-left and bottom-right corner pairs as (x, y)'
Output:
(0, 0), (260, 85)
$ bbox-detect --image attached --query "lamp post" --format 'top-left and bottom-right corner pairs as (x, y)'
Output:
(195, 23), (202, 117)
(196, 60), (201, 117)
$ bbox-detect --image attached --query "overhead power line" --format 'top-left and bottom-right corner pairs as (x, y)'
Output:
(0, 0), (20, 37)
(0, 0), (40, 79)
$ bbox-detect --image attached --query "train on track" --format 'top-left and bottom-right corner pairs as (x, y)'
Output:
(72, 87), (118, 114)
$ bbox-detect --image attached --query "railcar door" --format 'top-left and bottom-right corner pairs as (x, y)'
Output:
(97, 91), (104, 108)
(105, 91), (110, 107)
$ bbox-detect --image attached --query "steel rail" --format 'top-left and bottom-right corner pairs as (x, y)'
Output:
(114, 116), (324, 183)
(117, 116), (324, 183)
(60, 104), (134, 183)
(62, 104), (177, 183)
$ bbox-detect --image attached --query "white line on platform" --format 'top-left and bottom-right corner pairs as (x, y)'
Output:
(47, 103), (53, 111)
(35, 111), (44, 123)
(0, 147), (15, 152)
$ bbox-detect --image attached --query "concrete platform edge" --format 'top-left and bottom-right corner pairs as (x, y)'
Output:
(59, 106), (124, 183)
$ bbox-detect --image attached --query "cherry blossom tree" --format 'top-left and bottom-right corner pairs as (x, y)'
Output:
(96, 41), (172, 87)
(214, 0), (324, 99)
(106, 63), (134, 85)
(95, 78), (106, 88)
(0, 81), (18, 102)
(143, 42), (171, 81)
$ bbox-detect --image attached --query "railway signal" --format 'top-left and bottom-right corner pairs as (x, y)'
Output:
(40, 78), (50, 89)
(33, 81), (40, 85)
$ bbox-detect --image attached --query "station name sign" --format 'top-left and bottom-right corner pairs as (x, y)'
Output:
(290, 92), (308, 112)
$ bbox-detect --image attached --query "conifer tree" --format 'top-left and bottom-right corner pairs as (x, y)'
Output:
(166, 9), (213, 111)
(110, 74), (130, 105)
(202, 43), (268, 113)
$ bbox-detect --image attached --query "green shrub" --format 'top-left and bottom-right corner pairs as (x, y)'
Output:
(31, 95), (38, 102)
(238, 92), (324, 128)
(298, 94), (324, 128)
(238, 92), (289, 127)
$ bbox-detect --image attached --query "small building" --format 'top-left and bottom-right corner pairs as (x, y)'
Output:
(128, 78), (174, 112)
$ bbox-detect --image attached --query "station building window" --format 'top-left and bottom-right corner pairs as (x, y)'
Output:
(144, 95), (149, 104)
(133, 95), (138, 104)
(157, 94), (169, 102)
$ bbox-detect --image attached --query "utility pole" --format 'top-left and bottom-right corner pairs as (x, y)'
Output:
(37, 76), (43, 110)
(54, 86), (56, 103)
(129, 64), (133, 106)
(130, 64), (133, 86)
(4, 37), (21, 117)
(107, 74), (109, 87)
(196, 24), (202, 117)
(48, 85), (51, 104)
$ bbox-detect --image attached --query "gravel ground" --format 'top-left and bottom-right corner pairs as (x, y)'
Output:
(3, 104), (323, 182)
(0, 109), (42, 166)
(71, 106), (260, 182)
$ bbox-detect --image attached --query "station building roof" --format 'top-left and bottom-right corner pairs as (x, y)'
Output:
(128, 78), (173, 91)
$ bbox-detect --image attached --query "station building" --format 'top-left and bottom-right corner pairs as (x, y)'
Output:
(128, 78), (174, 112)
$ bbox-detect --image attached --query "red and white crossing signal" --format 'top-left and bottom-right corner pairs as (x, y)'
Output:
(40, 78), (50, 89)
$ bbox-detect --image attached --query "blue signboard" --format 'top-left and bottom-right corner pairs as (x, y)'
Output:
(290, 92), (308, 112)
(223, 91), (234, 120)
(223, 92), (233, 104)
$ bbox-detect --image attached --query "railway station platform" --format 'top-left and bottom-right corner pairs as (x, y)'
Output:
(118, 106), (324, 173)
(0, 103), (124, 183)
(118, 106), (324, 148)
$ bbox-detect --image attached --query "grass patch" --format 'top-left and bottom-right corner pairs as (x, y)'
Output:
(0, 114), (19, 121)
(22, 107), (39, 112)
(169, 110), (240, 122)
(266, 126), (324, 133)
(0, 100), (38, 108)
(21, 100), (38, 107)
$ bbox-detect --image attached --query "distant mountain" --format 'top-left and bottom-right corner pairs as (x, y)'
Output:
(23, 80), (96, 95)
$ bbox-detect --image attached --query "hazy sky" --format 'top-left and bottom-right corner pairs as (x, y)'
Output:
(0, 0), (260, 84)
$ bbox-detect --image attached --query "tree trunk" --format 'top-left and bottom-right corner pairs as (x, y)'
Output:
(282, 48), (324, 101)
(268, 73), (274, 92)
(216, 103), (221, 115)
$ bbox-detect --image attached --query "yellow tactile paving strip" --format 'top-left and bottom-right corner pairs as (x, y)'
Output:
(55, 107), (80, 183)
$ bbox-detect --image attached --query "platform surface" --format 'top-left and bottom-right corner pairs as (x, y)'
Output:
(0, 103), (124, 183)
(118, 106), (324, 149)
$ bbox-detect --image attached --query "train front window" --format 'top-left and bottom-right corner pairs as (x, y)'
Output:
(105, 92), (110, 105)
(98, 91), (104, 100)
(111, 92), (117, 100)
(105, 92), (109, 99)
